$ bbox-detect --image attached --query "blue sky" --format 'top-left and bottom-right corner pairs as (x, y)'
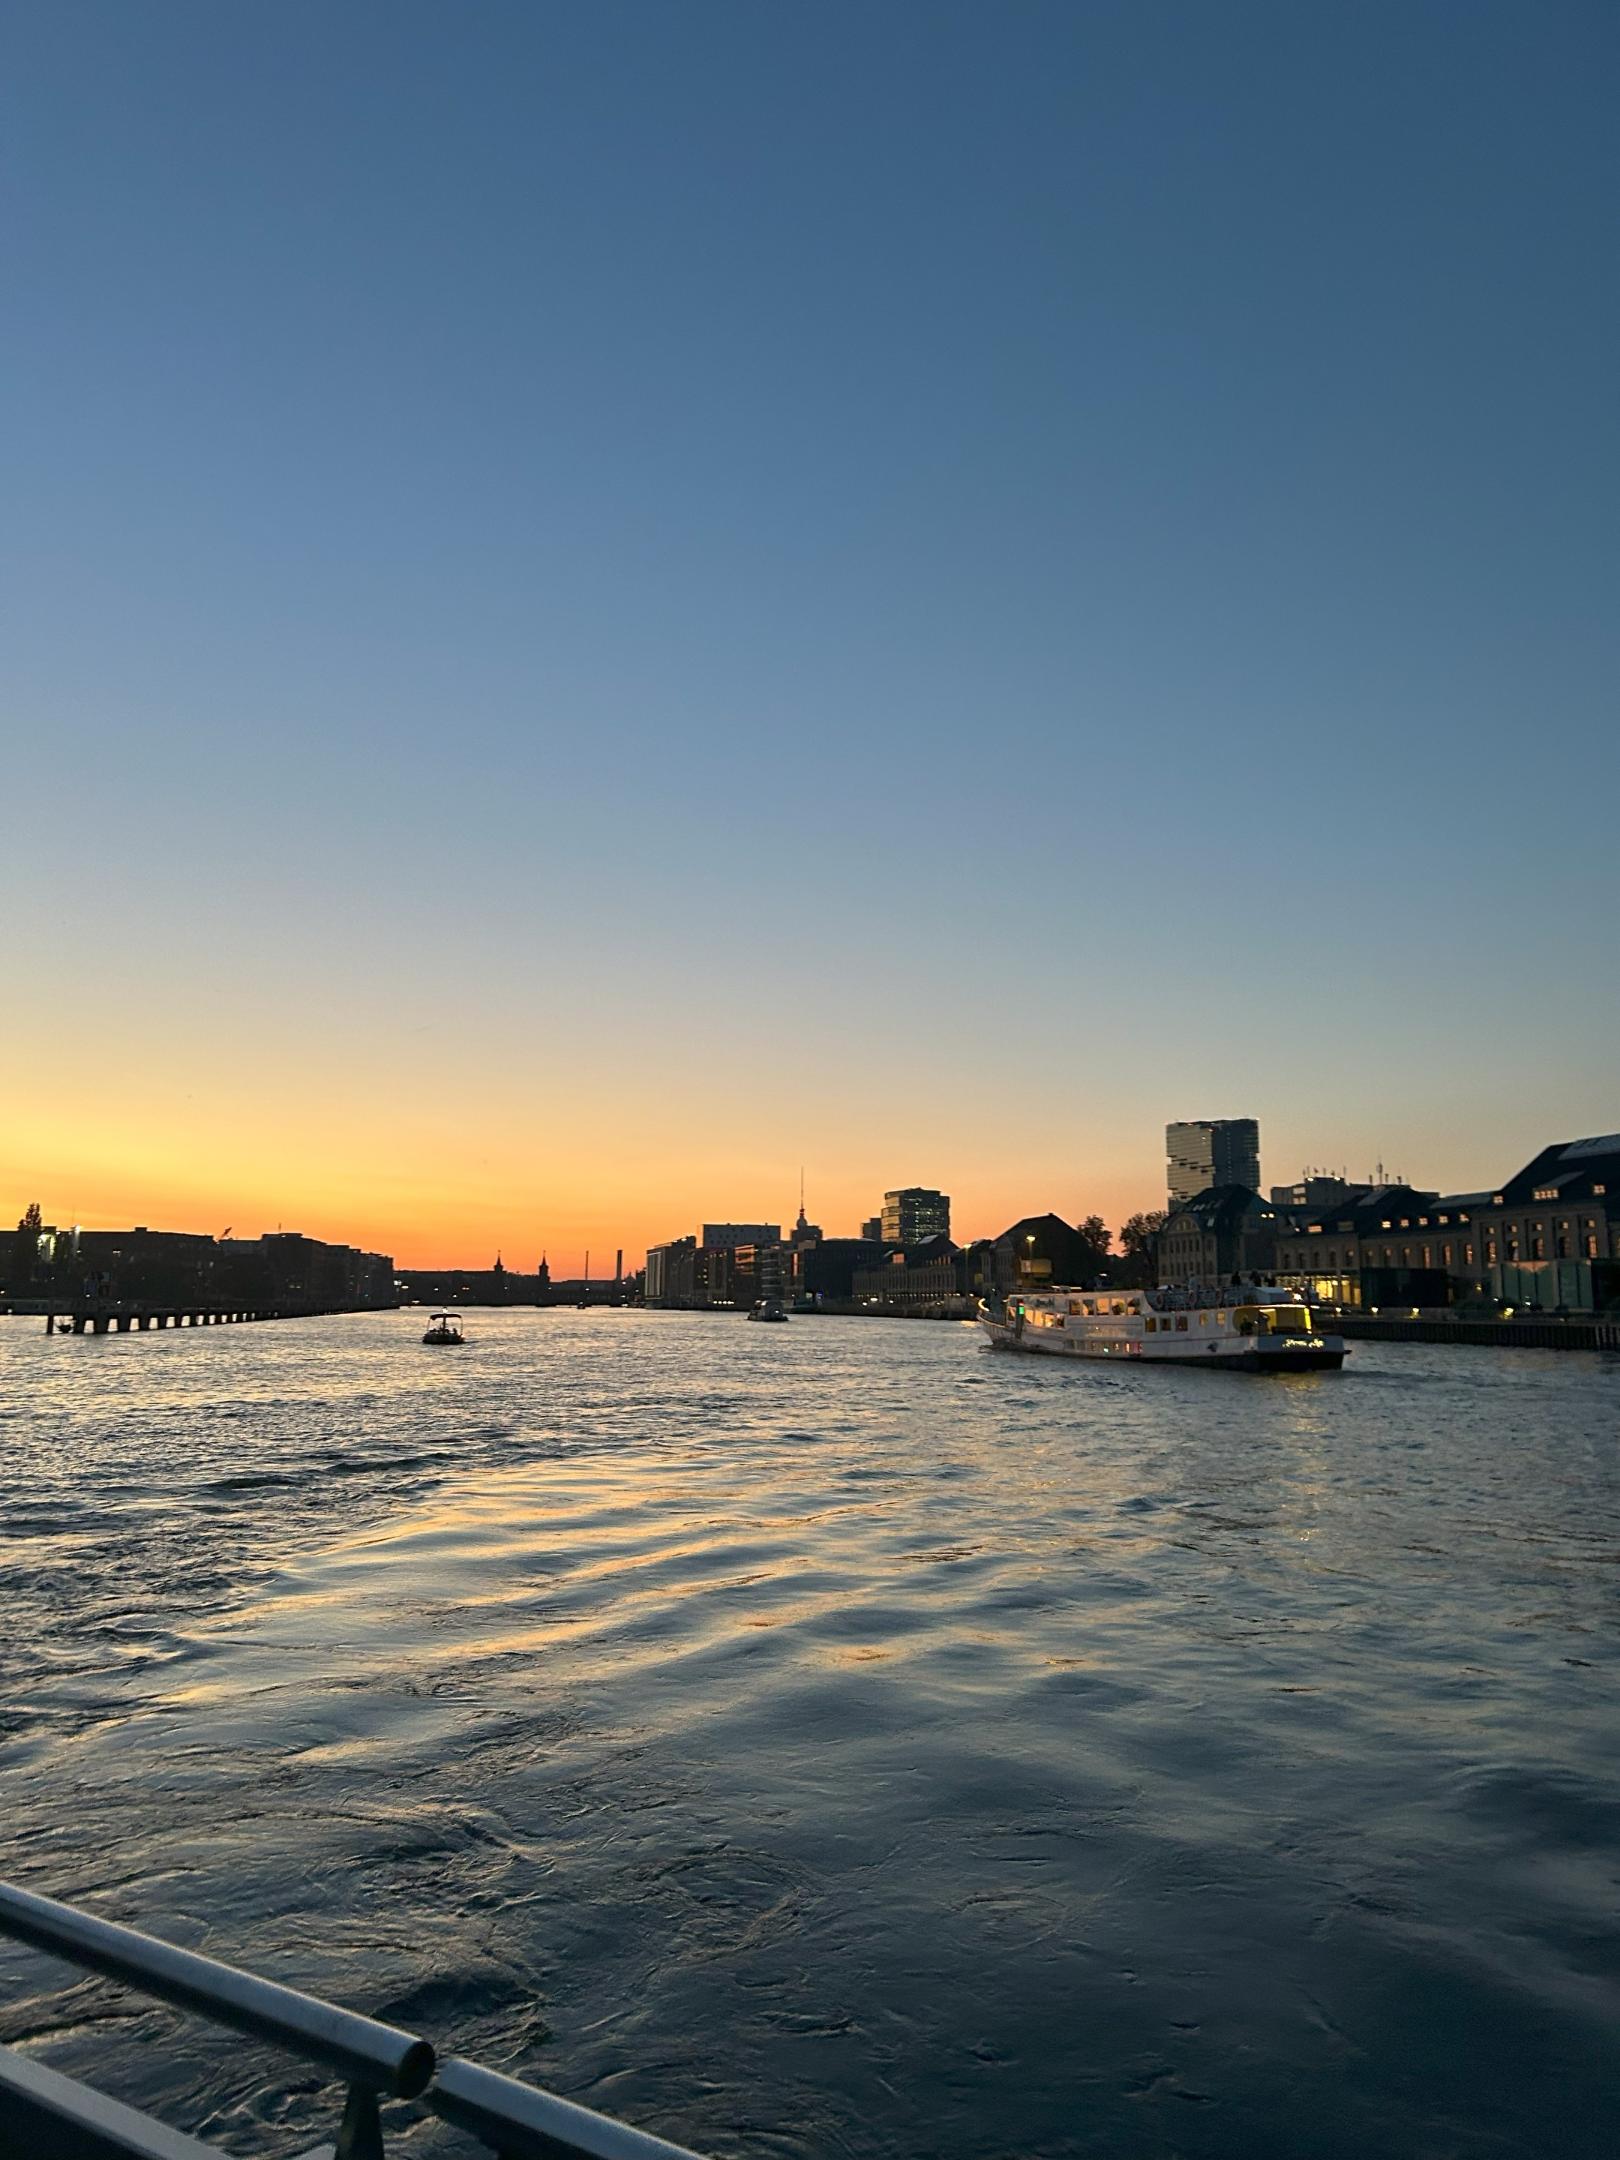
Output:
(5, 2), (1617, 1256)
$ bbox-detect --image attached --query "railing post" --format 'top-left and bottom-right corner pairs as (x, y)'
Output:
(334, 2082), (384, 2160)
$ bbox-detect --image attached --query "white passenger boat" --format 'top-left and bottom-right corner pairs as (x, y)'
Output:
(978, 1282), (1346, 1371)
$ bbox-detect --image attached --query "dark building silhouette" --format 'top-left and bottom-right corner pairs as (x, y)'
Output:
(701, 1223), (781, 1250)
(4, 1224), (396, 1310)
(644, 1237), (697, 1306)
(795, 1238), (885, 1304)
(853, 1234), (963, 1310)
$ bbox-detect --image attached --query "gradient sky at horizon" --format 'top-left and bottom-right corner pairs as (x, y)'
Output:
(5, 1), (1617, 1268)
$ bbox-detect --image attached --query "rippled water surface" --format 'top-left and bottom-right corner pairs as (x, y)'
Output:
(2, 1309), (1618, 2156)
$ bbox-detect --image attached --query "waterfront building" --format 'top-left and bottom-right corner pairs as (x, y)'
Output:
(701, 1223), (781, 1251)
(74, 1226), (219, 1304)
(644, 1236), (697, 1307)
(1167, 1120), (1261, 1208)
(12, 1226), (402, 1311)
(1470, 1134), (1620, 1311)
(860, 1215), (882, 1243)
(694, 1243), (740, 1307)
(880, 1188), (951, 1245)
(1274, 1141), (1620, 1313)
(724, 1242), (785, 1308)
(961, 1214), (1111, 1298)
(1157, 1186), (1284, 1283)
(1273, 1185), (1450, 1308)
(795, 1237), (884, 1303)
(853, 1235), (966, 1313)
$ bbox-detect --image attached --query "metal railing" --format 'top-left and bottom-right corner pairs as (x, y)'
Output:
(429, 2058), (706, 2160)
(0, 1880), (710, 2160)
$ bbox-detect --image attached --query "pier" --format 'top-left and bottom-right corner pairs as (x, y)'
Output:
(1335, 1312), (1620, 1353)
(4, 1298), (371, 1336)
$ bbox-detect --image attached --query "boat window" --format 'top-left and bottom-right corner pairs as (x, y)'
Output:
(1111, 1300), (1126, 1316)
(1145, 1316), (1157, 1332)
(1175, 1315), (1188, 1332)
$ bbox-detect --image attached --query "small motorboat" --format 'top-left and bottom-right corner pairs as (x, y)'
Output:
(747, 1297), (789, 1322)
(422, 1311), (465, 1345)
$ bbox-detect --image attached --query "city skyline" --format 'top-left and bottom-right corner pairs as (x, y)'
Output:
(7, 4), (1616, 1270)
(9, 1106), (1611, 1277)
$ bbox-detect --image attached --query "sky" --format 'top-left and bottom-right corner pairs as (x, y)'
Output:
(4, 1), (1617, 1268)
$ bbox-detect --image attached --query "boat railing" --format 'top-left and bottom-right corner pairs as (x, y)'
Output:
(0, 1878), (707, 2160)
(1146, 1283), (1301, 1313)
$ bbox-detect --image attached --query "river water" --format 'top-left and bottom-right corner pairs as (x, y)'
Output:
(1, 1309), (1616, 2157)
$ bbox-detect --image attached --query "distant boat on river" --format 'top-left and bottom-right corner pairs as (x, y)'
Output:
(421, 1311), (465, 1345)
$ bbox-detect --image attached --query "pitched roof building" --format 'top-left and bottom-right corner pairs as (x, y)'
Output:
(1158, 1186), (1285, 1284)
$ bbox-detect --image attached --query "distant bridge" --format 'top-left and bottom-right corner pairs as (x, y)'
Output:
(2, 1297), (388, 1335)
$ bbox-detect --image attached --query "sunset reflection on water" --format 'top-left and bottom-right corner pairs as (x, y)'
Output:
(2, 1308), (1617, 2158)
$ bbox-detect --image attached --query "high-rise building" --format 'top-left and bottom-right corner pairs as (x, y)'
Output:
(1166, 1120), (1260, 1207)
(880, 1187), (951, 1246)
(860, 1216), (883, 1243)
